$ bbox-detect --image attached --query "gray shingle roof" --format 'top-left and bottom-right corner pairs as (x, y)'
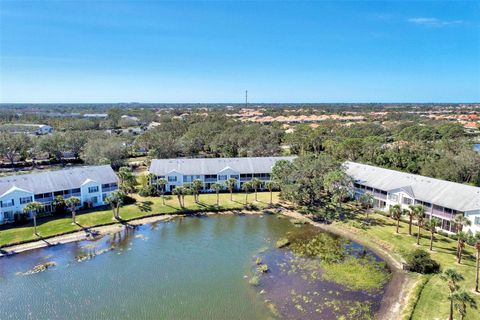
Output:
(345, 161), (480, 212)
(149, 156), (296, 176)
(0, 165), (118, 196)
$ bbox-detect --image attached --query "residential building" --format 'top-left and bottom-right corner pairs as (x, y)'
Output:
(0, 165), (118, 224)
(148, 156), (295, 192)
(345, 161), (480, 234)
(0, 124), (53, 135)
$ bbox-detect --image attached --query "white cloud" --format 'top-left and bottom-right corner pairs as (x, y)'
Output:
(408, 17), (464, 28)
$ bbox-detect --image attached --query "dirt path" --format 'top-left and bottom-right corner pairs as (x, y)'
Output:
(279, 209), (417, 320)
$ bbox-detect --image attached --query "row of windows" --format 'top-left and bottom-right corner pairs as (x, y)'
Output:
(88, 186), (99, 193)
(53, 188), (81, 197)
(168, 175), (244, 183)
(101, 183), (118, 188)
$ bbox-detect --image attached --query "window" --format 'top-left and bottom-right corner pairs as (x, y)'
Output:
(3, 211), (13, 220)
(88, 186), (99, 193)
(54, 191), (63, 197)
(388, 194), (398, 202)
(102, 193), (107, 202)
(91, 196), (98, 204)
(218, 175), (227, 180)
(20, 196), (32, 204)
(1, 199), (14, 208)
(475, 217), (480, 226)
(230, 175), (239, 180)
(168, 176), (177, 182)
(402, 197), (413, 205)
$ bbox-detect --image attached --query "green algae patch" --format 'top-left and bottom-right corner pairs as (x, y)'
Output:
(321, 256), (391, 291)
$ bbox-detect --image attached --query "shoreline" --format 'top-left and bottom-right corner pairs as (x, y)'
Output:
(278, 209), (416, 320)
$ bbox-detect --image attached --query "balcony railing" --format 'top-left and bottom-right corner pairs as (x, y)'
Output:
(431, 207), (453, 220)
(102, 186), (118, 192)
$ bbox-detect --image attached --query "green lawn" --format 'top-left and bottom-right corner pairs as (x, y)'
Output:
(0, 191), (279, 248)
(335, 204), (479, 320)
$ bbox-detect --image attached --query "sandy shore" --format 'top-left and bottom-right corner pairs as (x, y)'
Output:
(278, 209), (416, 320)
(0, 214), (178, 257)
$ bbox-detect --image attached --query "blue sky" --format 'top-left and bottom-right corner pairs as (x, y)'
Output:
(0, 1), (479, 103)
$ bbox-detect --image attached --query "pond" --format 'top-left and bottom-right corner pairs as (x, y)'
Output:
(0, 215), (390, 319)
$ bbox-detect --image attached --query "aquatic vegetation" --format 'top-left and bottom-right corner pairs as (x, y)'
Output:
(255, 257), (262, 265)
(257, 263), (269, 273)
(76, 247), (115, 262)
(275, 237), (290, 248)
(16, 262), (57, 276)
(321, 256), (391, 291)
(287, 227), (347, 262)
(249, 274), (260, 286)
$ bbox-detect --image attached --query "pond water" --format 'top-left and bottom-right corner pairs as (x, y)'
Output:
(0, 215), (389, 320)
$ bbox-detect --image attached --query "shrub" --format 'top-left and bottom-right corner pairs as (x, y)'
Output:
(404, 249), (440, 274)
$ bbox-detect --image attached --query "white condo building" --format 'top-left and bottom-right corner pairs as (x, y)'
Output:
(345, 161), (480, 234)
(148, 156), (295, 192)
(0, 165), (118, 224)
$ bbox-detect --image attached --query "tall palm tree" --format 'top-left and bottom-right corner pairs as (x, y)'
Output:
(251, 178), (261, 202)
(441, 268), (465, 320)
(226, 178), (237, 201)
(454, 214), (472, 261)
(65, 197), (81, 224)
(156, 178), (167, 205)
(264, 180), (277, 205)
(413, 205), (426, 245)
(475, 233), (480, 292)
(191, 179), (203, 203)
(424, 217), (440, 251)
(211, 182), (223, 206)
(407, 205), (417, 236)
(456, 231), (468, 264)
(172, 186), (185, 208)
(389, 204), (402, 234)
(23, 201), (43, 236)
(242, 182), (252, 204)
(451, 290), (477, 320)
(105, 190), (125, 220)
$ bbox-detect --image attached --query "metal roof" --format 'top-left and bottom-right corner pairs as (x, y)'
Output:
(345, 161), (480, 212)
(0, 165), (118, 197)
(149, 156), (296, 176)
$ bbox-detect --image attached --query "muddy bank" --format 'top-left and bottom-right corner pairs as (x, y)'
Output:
(278, 209), (416, 320)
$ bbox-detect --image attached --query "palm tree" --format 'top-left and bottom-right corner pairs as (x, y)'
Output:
(23, 201), (43, 236)
(156, 178), (167, 205)
(451, 290), (477, 320)
(389, 204), (402, 234)
(226, 178), (237, 201)
(264, 180), (277, 205)
(456, 231), (468, 264)
(359, 192), (374, 220)
(441, 268), (465, 320)
(454, 214), (472, 262)
(52, 195), (65, 215)
(191, 179), (203, 203)
(173, 186), (188, 208)
(413, 205), (426, 245)
(65, 197), (81, 224)
(105, 190), (125, 220)
(251, 178), (261, 201)
(407, 205), (416, 236)
(475, 233), (480, 292)
(242, 182), (252, 204)
(118, 167), (136, 194)
(424, 217), (440, 251)
(211, 183), (223, 206)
